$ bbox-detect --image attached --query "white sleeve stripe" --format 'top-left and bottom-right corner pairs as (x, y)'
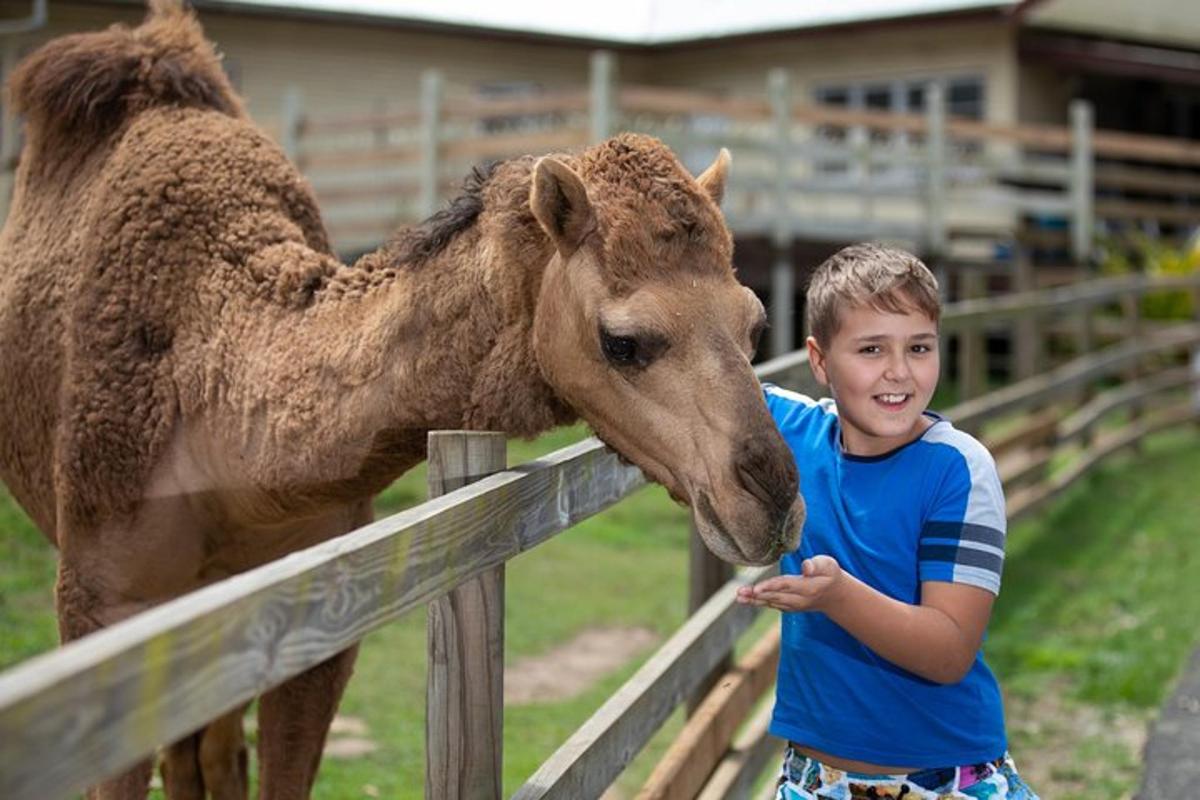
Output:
(922, 423), (1007, 533)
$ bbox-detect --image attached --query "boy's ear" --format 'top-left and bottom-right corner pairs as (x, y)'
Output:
(806, 335), (830, 387)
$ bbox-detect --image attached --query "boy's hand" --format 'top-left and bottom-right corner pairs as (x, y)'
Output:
(735, 555), (844, 612)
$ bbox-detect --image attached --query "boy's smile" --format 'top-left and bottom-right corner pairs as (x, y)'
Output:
(807, 301), (940, 457)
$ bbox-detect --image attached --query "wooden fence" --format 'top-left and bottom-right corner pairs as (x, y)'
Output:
(286, 53), (1199, 357)
(1, 273), (1199, 800)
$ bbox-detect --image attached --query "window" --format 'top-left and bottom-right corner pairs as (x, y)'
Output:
(812, 75), (985, 178)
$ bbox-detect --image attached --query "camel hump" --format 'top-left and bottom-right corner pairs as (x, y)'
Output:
(7, 0), (242, 139)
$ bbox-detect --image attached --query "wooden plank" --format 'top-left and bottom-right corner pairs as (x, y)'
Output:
(941, 274), (1200, 331)
(510, 567), (774, 800)
(1095, 199), (1200, 224)
(442, 90), (590, 121)
(996, 446), (1055, 488)
(1056, 367), (1195, 445)
(1091, 129), (1200, 167)
(301, 145), (421, 171)
(1094, 164), (1200, 195)
(696, 700), (782, 800)
(945, 323), (1200, 429)
(618, 86), (770, 120)
(303, 109), (422, 134)
(440, 127), (588, 161)
(636, 627), (780, 800)
(315, 180), (418, 204)
(754, 350), (822, 397)
(983, 407), (1060, 459)
(0, 438), (644, 800)
(426, 432), (507, 800)
(1008, 402), (1199, 521)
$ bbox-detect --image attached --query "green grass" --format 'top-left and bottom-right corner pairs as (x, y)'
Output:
(4, 426), (1200, 798)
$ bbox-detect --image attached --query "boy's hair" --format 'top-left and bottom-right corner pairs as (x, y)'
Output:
(805, 244), (941, 345)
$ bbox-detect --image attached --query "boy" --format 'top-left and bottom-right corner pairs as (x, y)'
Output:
(736, 245), (1038, 798)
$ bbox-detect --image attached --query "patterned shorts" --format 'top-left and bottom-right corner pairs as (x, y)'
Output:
(774, 746), (1040, 800)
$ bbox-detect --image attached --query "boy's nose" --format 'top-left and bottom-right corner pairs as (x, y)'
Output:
(884, 355), (912, 380)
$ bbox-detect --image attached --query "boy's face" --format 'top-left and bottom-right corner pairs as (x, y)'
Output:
(807, 301), (940, 457)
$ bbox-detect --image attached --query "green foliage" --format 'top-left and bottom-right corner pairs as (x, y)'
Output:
(1100, 234), (1200, 320)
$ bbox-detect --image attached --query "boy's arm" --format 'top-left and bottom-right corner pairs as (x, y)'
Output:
(737, 557), (994, 684)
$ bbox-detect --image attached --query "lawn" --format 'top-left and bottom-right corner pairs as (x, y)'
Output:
(2, 425), (1199, 798)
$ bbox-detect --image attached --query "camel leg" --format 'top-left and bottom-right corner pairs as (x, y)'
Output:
(256, 645), (359, 800)
(200, 704), (252, 800)
(56, 560), (156, 800)
(161, 733), (205, 800)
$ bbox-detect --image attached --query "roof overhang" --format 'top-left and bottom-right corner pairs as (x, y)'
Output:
(1013, 0), (1200, 52)
(1019, 31), (1200, 86)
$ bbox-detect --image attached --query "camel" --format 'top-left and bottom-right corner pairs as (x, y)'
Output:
(0, 2), (803, 798)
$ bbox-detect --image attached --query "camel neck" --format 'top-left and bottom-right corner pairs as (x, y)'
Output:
(313, 168), (569, 437)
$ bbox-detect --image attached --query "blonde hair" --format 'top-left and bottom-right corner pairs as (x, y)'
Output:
(805, 244), (941, 345)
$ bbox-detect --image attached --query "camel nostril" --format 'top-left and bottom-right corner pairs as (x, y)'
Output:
(735, 435), (798, 520)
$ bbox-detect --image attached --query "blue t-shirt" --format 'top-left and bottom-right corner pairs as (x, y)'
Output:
(764, 384), (1008, 767)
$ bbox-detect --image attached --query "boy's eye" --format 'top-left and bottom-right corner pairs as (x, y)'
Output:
(911, 344), (932, 354)
(859, 345), (881, 355)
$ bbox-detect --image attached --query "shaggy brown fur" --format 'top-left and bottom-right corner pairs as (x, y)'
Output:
(0, 3), (803, 798)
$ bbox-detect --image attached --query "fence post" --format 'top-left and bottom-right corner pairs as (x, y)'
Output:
(924, 82), (948, 263)
(419, 69), (444, 220)
(1069, 100), (1094, 266)
(686, 529), (733, 715)
(768, 68), (794, 358)
(957, 268), (987, 404)
(426, 431), (507, 800)
(280, 85), (303, 164)
(590, 51), (616, 143)
(1121, 286), (1144, 452)
(1013, 246), (1041, 380)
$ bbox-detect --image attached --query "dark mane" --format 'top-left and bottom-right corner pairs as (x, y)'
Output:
(389, 161), (500, 265)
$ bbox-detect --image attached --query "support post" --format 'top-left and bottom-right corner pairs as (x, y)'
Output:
(924, 82), (948, 262)
(1013, 246), (1041, 380)
(589, 51), (616, 143)
(768, 68), (794, 358)
(419, 69), (444, 220)
(686, 528), (733, 715)
(957, 267), (987, 404)
(426, 431), (507, 800)
(1069, 100), (1094, 266)
(279, 85), (303, 163)
(1121, 290), (1144, 452)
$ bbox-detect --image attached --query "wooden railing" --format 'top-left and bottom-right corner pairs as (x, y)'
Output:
(287, 54), (1199, 274)
(1, 274), (1199, 799)
(286, 53), (1198, 360)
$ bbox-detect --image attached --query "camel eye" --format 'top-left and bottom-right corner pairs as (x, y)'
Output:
(601, 330), (639, 366)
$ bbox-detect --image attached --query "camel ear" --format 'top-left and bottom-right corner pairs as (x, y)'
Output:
(696, 148), (731, 205)
(530, 157), (595, 256)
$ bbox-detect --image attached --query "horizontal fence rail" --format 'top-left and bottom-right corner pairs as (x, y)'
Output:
(2, 275), (1200, 798)
(277, 59), (1200, 279)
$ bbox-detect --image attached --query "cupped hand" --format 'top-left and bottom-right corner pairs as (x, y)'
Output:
(735, 555), (844, 612)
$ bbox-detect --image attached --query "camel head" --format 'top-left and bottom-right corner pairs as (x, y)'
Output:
(530, 134), (803, 566)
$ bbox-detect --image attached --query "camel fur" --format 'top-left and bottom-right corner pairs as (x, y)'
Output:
(0, 3), (803, 798)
